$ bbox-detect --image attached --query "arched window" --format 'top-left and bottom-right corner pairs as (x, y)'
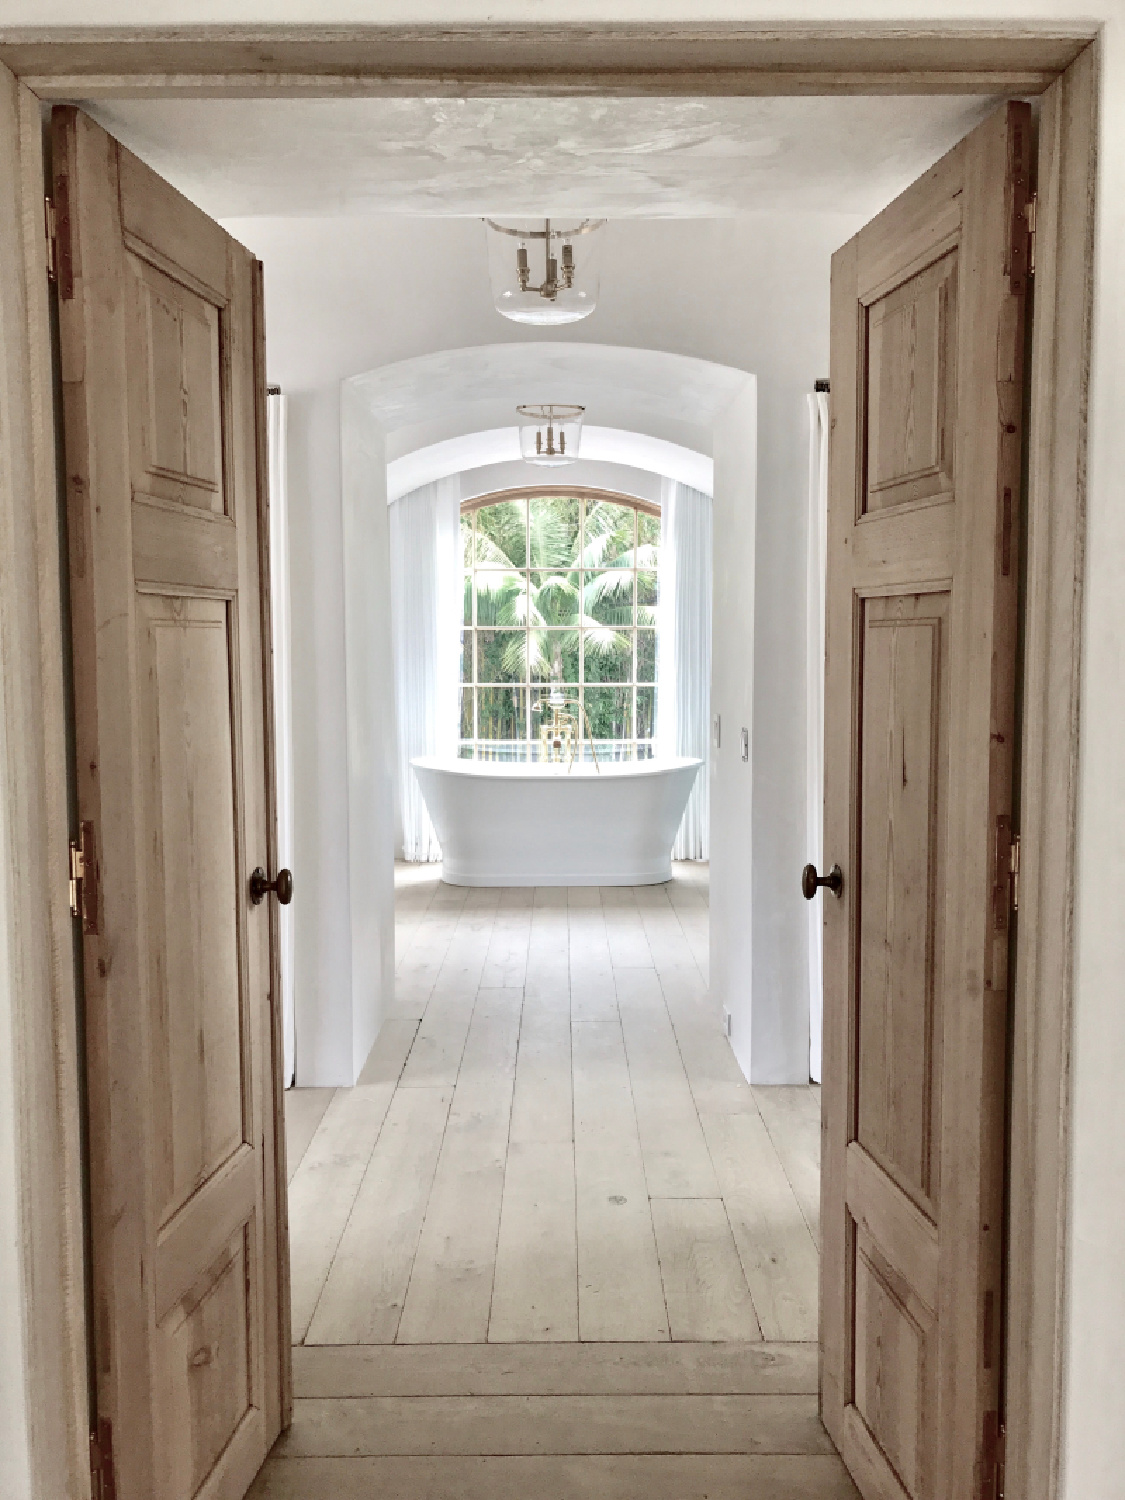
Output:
(460, 487), (660, 760)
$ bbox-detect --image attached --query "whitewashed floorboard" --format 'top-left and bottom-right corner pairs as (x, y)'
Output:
(305, 1085), (454, 1345)
(293, 1341), (819, 1398)
(568, 907), (618, 1022)
(753, 1086), (822, 1247)
(274, 1392), (833, 1458)
(617, 969), (721, 1198)
(289, 1083), (397, 1342)
(701, 1112), (820, 1342)
(285, 1088), (335, 1184)
(396, 989), (521, 1343)
(509, 1001), (572, 1146)
(250, 1452), (860, 1500)
(572, 1021), (669, 1341)
(651, 1198), (762, 1342)
(488, 1138), (579, 1341)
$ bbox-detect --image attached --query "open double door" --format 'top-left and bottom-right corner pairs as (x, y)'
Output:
(56, 100), (1027, 1500)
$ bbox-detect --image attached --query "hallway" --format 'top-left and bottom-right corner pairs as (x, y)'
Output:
(252, 865), (856, 1497)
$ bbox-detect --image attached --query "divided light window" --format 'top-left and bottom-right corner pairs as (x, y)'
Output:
(460, 490), (660, 760)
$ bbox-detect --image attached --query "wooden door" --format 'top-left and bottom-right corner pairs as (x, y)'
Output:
(819, 102), (1030, 1500)
(53, 106), (290, 1500)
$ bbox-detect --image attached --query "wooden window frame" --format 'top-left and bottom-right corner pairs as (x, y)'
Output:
(0, 26), (1097, 1500)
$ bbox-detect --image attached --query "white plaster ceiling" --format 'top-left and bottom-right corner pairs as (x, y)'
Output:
(83, 95), (1000, 219)
(350, 342), (750, 457)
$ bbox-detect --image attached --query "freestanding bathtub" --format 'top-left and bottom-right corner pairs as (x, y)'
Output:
(412, 755), (703, 886)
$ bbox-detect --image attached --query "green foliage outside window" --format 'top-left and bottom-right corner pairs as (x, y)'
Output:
(460, 493), (660, 759)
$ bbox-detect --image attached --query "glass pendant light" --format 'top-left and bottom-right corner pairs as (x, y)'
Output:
(517, 405), (584, 466)
(485, 219), (605, 325)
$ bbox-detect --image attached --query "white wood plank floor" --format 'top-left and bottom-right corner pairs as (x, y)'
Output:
(288, 861), (821, 1350)
(259, 863), (854, 1499)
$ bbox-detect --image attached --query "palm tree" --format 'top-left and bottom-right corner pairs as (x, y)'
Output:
(467, 496), (657, 690)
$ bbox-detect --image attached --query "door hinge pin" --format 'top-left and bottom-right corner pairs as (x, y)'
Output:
(1010, 833), (1021, 913)
(68, 840), (84, 919)
(1024, 195), (1037, 276)
(44, 196), (57, 282)
(90, 1417), (117, 1500)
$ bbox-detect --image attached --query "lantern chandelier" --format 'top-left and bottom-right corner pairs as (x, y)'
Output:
(517, 405), (585, 467)
(484, 219), (606, 325)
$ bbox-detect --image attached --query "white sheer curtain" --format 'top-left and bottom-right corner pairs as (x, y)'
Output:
(389, 477), (461, 861)
(806, 391), (830, 1083)
(657, 477), (713, 861)
(267, 392), (296, 1087)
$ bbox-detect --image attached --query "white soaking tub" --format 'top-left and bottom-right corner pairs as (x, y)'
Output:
(412, 755), (703, 886)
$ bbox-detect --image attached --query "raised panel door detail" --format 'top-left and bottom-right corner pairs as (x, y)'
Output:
(853, 1228), (934, 1498)
(158, 1225), (255, 1500)
(130, 254), (224, 513)
(855, 594), (948, 1219)
(137, 595), (247, 1228)
(863, 252), (958, 514)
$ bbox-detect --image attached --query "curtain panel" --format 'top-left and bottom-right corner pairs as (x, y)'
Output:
(389, 477), (462, 861)
(267, 392), (297, 1085)
(806, 391), (830, 1083)
(658, 478), (713, 861)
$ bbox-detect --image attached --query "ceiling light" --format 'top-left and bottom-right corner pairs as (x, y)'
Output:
(485, 219), (605, 324)
(518, 405), (584, 466)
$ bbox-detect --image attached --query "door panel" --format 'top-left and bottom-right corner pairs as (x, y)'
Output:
(821, 102), (1029, 1500)
(53, 105), (288, 1500)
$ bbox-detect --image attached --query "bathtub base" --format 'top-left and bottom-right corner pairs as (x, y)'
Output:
(412, 756), (703, 890)
(439, 861), (673, 888)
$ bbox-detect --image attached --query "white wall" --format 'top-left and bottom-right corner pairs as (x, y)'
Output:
(285, 387), (355, 1083)
(709, 380), (758, 1077)
(341, 387), (397, 1079)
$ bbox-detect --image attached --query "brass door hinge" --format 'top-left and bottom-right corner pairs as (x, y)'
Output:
(90, 1417), (116, 1500)
(44, 196), (57, 282)
(69, 822), (99, 933)
(1009, 833), (1021, 913)
(1024, 195), (1038, 277)
(981, 1411), (1006, 1500)
(67, 840), (83, 918)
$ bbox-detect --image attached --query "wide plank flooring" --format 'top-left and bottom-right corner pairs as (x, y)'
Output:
(261, 863), (853, 1498)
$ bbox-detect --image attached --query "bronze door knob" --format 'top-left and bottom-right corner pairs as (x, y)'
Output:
(250, 867), (294, 906)
(802, 862), (843, 900)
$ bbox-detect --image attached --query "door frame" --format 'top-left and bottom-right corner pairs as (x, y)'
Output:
(0, 24), (1097, 1500)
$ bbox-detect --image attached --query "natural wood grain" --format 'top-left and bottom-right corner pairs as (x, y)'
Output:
(276, 1392), (834, 1457)
(357, 1017), (420, 1087)
(396, 990), (521, 1343)
(571, 1021), (669, 1341)
(0, 66), (91, 1500)
(288, 1083), (396, 1342)
(488, 1139), (579, 1342)
(1006, 45), (1097, 1500)
(651, 1199), (761, 1342)
(293, 1340), (819, 1398)
(508, 1000), (573, 1145)
(568, 907), (618, 1021)
(249, 1452), (861, 1500)
(822, 102), (1030, 1499)
(53, 103), (282, 1496)
(754, 1086), (822, 1245)
(617, 969), (721, 1198)
(284, 1088), (335, 1183)
(703, 1112), (819, 1342)
(305, 1085), (453, 1346)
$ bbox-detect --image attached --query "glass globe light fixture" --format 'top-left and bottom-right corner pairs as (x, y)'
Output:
(517, 405), (585, 467)
(485, 219), (605, 325)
